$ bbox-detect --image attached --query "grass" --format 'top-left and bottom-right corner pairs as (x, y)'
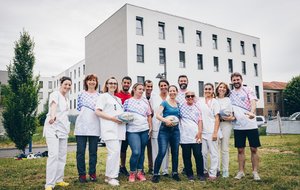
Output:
(0, 135), (299, 190)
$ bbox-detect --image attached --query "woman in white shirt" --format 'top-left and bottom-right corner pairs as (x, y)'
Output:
(124, 83), (152, 182)
(215, 82), (235, 178)
(95, 77), (126, 186)
(43, 76), (72, 190)
(198, 83), (220, 180)
(179, 91), (205, 181)
(74, 74), (100, 183)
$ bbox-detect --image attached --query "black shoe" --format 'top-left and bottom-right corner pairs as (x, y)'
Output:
(187, 175), (194, 181)
(151, 175), (160, 183)
(162, 173), (169, 177)
(198, 175), (206, 182)
(181, 168), (186, 175)
(172, 174), (181, 181)
(119, 166), (129, 176)
(148, 168), (154, 174)
(217, 171), (221, 177)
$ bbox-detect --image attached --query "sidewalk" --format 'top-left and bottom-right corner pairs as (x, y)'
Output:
(0, 143), (77, 158)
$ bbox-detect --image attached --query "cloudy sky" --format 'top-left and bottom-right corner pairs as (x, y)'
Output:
(0, 0), (299, 82)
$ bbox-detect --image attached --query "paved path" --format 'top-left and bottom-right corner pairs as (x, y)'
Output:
(0, 144), (77, 158)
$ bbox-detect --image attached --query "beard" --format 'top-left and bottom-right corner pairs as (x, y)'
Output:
(179, 83), (187, 90)
(122, 86), (130, 92)
(233, 82), (241, 89)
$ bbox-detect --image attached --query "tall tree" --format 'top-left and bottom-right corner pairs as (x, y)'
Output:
(3, 30), (39, 152)
(283, 75), (300, 116)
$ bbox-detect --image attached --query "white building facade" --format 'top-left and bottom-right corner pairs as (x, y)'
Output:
(85, 4), (264, 111)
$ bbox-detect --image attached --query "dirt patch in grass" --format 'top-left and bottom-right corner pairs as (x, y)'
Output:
(260, 148), (296, 154)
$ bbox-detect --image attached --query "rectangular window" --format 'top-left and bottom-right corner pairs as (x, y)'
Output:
(212, 34), (218, 49)
(196, 30), (202, 46)
(74, 83), (76, 93)
(268, 110), (272, 117)
(213, 56), (219, 72)
(48, 81), (53, 89)
(70, 72), (72, 79)
(137, 76), (145, 83)
(227, 38), (232, 52)
(228, 59), (233, 73)
(54, 81), (56, 88)
(273, 93), (278, 103)
(215, 82), (219, 88)
(38, 92), (43, 100)
(137, 44), (144, 63)
(253, 44), (257, 57)
(158, 22), (165, 39)
(242, 61), (246, 75)
(39, 81), (43, 89)
(254, 63), (258, 76)
(198, 81), (204, 97)
(229, 84), (234, 90)
(179, 51), (185, 68)
(197, 54), (203, 70)
(78, 81), (81, 92)
(70, 100), (72, 109)
(74, 69), (76, 79)
(159, 48), (166, 65)
(136, 17), (143, 35)
(83, 64), (85, 75)
(178, 26), (184, 43)
(267, 92), (271, 103)
(78, 67), (81, 77)
(255, 86), (260, 99)
(240, 41), (245, 55)
(74, 99), (76, 109)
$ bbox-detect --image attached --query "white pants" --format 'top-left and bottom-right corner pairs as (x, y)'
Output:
(105, 140), (122, 178)
(151, 137), (169, 174)
(202, 138), (218, 177)
(218, 122), (232, 172)
(45, 137), (68, 188)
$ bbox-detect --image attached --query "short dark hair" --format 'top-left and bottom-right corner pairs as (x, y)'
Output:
(122, 76), (132, 82)
(60, 76), (72, 85)
(158, 79), (169, 87)
(83, 74), (98, 91)
(230, 72), (243, 80)
(144, 80), (152, 86)
(178, 75), (188, 82)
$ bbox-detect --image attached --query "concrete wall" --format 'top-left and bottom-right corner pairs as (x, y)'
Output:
(85, 5), (128, 86)
(267, 120), (300, 134)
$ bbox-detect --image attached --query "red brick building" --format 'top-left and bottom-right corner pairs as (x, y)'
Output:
(263, 81), (287, 118)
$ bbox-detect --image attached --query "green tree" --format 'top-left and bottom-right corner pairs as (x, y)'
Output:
(283, 75), (300, 116)
(2, 30), (39, 152)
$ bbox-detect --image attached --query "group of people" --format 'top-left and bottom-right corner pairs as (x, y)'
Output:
(43, 72), (261, 189)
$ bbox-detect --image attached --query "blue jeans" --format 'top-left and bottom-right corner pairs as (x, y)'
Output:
(76, 136), (99, 176)
(154, 125), (180, 175)
(127, 130), (149, 171)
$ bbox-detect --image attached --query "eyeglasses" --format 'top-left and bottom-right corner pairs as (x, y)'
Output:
(204, 88), (212, 90)
(108, 82), (117, 85)
(185, 95), (195, 98)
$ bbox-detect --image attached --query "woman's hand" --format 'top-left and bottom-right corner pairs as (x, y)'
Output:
(111, 116), (123, 124)
(164, 118), (173, 127)
(49, 117), (56, 124)
(195, 132), (202, 143)
(212, 132), (218, 141)
(222, 114), (235, 121)
(245, 112), (256, 119)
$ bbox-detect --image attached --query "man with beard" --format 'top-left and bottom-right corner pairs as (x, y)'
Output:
(115, 76), (132, 176)
(176, 75), (189, 105)
(229, 72), (261, 181)
(143, 80), (154, 174)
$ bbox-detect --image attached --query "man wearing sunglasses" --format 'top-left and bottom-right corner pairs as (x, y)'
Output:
(229, 72), (261, 181)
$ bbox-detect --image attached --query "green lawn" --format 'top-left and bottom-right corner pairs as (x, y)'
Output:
(0, 135), (299, 190)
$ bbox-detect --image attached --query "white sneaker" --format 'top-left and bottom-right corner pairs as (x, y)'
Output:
(105, 178), (120, 186)
(234, 171), (245, 180)
(252, 171), (261, 181)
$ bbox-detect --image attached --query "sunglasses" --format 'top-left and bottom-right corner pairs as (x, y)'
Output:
(108, 82), (118, 85)
(185, 95), (195, 98)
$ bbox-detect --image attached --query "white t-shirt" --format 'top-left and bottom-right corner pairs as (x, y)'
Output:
(43, 91), (70, 139)
(95, 93), (126, 141)
(74, 91), (101, 136)
(149, 93), (165, 138)
(197, 98), (221, 140)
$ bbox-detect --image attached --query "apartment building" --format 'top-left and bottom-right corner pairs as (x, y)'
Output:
(85, 4), (264, 111)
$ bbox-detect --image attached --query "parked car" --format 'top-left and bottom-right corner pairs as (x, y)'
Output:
(288, 112), (300, 121)
(256, 116), (267, 127)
